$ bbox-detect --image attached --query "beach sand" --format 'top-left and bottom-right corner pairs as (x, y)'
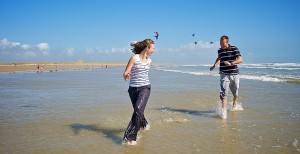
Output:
(0, 62), (127, 73)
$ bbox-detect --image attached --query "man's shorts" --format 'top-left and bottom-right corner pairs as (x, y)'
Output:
(220, 74), (239, 100)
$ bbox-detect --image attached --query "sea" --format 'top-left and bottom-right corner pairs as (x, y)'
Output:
(0, 63), (299, 154)
(155, 63), (300, 83)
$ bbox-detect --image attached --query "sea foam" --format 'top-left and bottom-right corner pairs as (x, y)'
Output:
(156, 68), (296, 82)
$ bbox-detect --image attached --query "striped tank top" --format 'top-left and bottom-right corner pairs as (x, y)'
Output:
(129, 55), (151, 87)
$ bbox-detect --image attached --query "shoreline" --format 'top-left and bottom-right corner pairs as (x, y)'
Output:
(0, 62), (127, 73)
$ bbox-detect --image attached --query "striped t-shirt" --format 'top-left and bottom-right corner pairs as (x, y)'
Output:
(218, 44), (241, 75)
(129, 55), (151, 87)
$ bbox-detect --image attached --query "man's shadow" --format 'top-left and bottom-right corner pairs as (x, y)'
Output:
(157, 107), (215, 117)
(68, 123), (124, 145)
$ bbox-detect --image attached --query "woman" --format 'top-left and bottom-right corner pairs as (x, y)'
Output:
(123, 38), (155, 145)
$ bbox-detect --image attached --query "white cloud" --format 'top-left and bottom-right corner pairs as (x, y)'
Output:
(111, 47), (130, 53)
(0, 38), (219, 63)
(11, 42), (21, 47)
(21, 44), (31, 49)
(0, 38), (50, 52)
(0, 38), (51, 62)
(0, 38), (21, 48)
(42, 50), (49, 55)
(36, 43), (49, 51)
(163, 41), (219, 53)
(23, 51), (36, 57)
(0, 38), (9, 47)
(85, 46), (131, 54)
(85, 47), (94, 54)
(66, 47), (75, 56)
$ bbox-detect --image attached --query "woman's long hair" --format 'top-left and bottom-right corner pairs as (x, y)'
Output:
(130, 39), (154, 54)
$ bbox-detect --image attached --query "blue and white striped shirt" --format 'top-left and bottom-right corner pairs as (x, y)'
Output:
(218, 44), (241, 75)
(129, 55), (151, 87)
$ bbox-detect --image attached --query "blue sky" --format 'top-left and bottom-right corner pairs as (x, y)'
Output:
(1, 0), (300, 64)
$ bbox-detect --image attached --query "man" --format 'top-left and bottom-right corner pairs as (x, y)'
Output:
(210, 35), (243, 119)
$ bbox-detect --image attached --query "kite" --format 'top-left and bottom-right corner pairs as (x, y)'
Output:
(154, 32), (159, 40)
(192, 33), (197, 45)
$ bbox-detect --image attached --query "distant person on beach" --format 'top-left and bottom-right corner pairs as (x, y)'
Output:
(210, 35), (243, 119)
(37, 64), (41, 73)
(37, 65), (44, 74)
(122, 38), (155, 145)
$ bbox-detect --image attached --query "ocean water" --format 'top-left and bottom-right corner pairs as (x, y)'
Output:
(0, 64), (300, 154)
(155, 63), (300, 83)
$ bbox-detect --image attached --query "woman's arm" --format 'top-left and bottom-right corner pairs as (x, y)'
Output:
(123, 56), (135, 80)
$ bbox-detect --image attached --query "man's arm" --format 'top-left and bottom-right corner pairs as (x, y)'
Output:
(231, 56), (243, 65)
(210, 57), (221, 71)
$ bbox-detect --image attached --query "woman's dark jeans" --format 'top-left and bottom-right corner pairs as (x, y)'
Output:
(123, 84), (151, 141)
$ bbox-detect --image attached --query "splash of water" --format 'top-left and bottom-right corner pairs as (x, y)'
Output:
(292, 138), (298, 148)
(227, 102), (244, 111)
(214, 102), (227, 119)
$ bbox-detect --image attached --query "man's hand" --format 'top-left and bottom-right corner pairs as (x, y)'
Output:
(224, 61), (232, 66)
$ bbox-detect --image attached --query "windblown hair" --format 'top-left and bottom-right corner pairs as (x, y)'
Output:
(130, 39), (154, 54)
(220, 35), (229, 41)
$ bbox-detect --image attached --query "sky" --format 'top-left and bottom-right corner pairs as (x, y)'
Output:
(1, 0), (300, 64)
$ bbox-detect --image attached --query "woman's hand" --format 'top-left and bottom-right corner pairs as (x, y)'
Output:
(123, 72), (130, 81)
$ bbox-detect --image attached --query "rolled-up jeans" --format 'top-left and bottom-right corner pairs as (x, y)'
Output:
(124, 84), (151, 141)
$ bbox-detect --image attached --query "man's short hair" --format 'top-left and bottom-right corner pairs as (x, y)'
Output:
(220, 35), (229, 41)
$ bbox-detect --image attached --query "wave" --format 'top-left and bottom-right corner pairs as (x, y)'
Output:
(154, 62), (300, 83)
(178, 63), (300, 71)
(154, 68), (300, 83)
(241, 63), (300, 67)
(269, 63), (300, 67)
(180, 64), (212, 67)
(240, 63), (300, 71)
(155, 68), (218, 76)
(239, 75), (284, 82)
(241, 66), (300, 70)
(180, 63), (300, 67)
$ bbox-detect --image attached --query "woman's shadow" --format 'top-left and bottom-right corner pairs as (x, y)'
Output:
(157, 107), (215, 117)
(68, 123), (124, 145)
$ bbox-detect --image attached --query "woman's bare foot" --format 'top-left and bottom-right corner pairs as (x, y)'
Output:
(142, 124), (150, 131)
(127, 140), (137, 145)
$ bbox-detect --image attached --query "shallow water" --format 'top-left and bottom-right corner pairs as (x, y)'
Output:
(0, 68), (300, 154)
